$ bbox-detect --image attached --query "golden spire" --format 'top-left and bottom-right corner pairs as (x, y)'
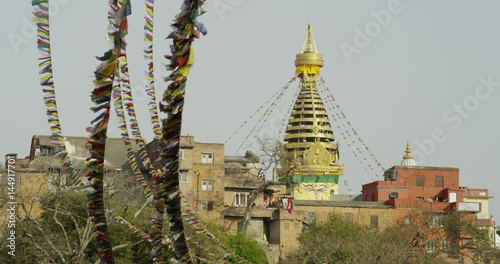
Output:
(282, 22), (343, 175)
(401, 142), (416, 166)
(295, 22), (324, 75)
(300, 21), (318, 53)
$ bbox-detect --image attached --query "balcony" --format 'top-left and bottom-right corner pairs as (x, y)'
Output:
(475, 218), (495, 227)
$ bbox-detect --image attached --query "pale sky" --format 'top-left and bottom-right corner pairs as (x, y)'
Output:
(2, 1), (500, 219)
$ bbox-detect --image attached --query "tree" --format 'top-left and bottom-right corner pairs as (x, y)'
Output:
(255, 137), (295, 181)
(442, 211), (500, 263)
(0, 169), (155, 263)
(237, 181), (273, 233)
(185, 220), (268, 264)
(287, 213), (448, 264)
(287, 210), (500, 264)
(237, 137), (298, 234)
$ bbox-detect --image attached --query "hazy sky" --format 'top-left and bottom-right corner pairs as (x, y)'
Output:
(2, 1), (500, 219)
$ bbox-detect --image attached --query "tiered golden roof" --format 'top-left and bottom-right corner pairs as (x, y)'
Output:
(283, 22), (343, 174)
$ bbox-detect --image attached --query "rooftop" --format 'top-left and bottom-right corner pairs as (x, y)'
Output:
(294, 200), (393, 209)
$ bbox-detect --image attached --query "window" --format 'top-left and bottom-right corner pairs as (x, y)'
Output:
(365, 194), (369, 201)
(201, 153), (213, 164)
(307, 211), (316, 223)
(463, 238), (472, 247)
(201, 181), (214, 191)
(370, 215), (379, 228)
(371, 193), (375, 201)
(284, 223), (289, 230)
(429, 215), (445, 227)
(233, 192), (249, 207)
(426, 240), (435, 253)
(440, 240), (449, 252)
(294, 223), (299, 230)
(416, 175), (424, 186)
(389, 192), (398, 199)
(179, 170), (188, 183)
(179, 149), (185, 160)
(330, 190), (335, 200)
(39, 146), (53, 156)
(449, 192), (457, 203)
(435, 176), (444, 188)
(49, 168), (61, 175)
(201, 201), (213, 211)
(344, 212), (353, 221)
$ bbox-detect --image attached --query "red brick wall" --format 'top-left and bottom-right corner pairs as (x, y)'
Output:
(362, 167), (461, 204)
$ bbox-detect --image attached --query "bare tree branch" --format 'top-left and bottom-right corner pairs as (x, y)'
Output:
(53, 201), (72, 254)
(238, 181), (273, 233)
(30, 218), (67, 263)
(26, 233), (57, 264)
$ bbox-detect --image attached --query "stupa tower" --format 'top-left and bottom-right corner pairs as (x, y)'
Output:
(279, 22), (344, 200)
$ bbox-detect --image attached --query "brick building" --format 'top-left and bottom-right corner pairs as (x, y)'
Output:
(360, 143), (491, 261)
(461, 187), (496, 247)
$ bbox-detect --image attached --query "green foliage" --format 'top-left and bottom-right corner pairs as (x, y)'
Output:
(288, 213), (447, 264)
(4, 170), (270, 263)
(185, 220), (268, 263)
(288, 211), (500, 264)
(1, 189), (161, 263)
(226, 232), (268, 263)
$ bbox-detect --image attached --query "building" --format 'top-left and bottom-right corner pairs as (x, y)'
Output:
(268, 23), (496, 261)
(461, 187), (496, 247)
(174, 136), (280, 242)
(361, 144), (492, 261)
(278, 22), (343, 201)
(361, 145), (464, 211)
(1, 135), (140, 221)
(0, 167), (48, 220)
(176, 135), (226, 220)
(4, 22), (498, 263)
(268, 23), (396, 260)
(29, 135), (137, 170)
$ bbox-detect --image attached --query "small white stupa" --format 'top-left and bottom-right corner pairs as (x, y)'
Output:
(401, 142), (416, 167)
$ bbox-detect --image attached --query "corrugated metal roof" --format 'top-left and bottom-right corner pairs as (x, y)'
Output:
(32, 135), (140, 169)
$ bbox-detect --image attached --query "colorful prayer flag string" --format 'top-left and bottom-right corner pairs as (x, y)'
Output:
(225, 89), (282, 144)
(236, 76), (297, 152)
(277, 80), (301, 138)
(317, 76), (385, 179)
(116, 29), (160, 198)
(111, 73), (153, 198)
(106, 208), (150, 241)
(317, 83), (377, 180)
(143, 0), (162, 139)
(34, 3), (151, 260)
(86, 0), (131, 262)
(32, 0), (83, 187)
(151, 0), (207, 262)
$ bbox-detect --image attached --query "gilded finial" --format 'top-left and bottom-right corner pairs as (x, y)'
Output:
(401, 142), (416, 166)
(295, 22), (323, 75)
(404, 142), (413, 159)
(301, 21), (318, 54)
